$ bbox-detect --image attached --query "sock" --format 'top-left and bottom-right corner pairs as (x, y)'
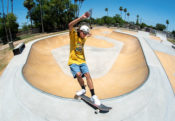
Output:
(81, 85), (85, 90)
(90, 89), (95, 96)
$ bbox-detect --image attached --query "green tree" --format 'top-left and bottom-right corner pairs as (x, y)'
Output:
(95, 18), (104, 25)
(23, 0), (35, 30)
(140, 23), (147, 29)
(113, 14), (125, 26)
(6, 13), (19, 39)
(102, 16), (114, 25)
(1, 0), (10, 44)
(30, 0), (76, 31)
(172, 30), (175, 38)
(0, 13), (18, 44)
(156, 23), (166, 31)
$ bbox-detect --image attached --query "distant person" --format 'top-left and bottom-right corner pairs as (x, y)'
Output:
(68, 12), (101, 106)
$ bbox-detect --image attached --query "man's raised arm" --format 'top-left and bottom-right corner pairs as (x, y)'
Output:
(68, 12), (90, 31)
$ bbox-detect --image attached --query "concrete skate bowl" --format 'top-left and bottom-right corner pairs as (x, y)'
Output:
(22, 27), (149, 99)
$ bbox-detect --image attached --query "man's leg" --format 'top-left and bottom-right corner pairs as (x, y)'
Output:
(74, 72), (86, 96)
(84, 73), (94, 90)
(80, 64), (101, 105)
(84, 72), (96, 96)
(70, 64), (86, 93)
(80, 64), (95, 96)
(84, 72), (101, 105)
(76, 72), (86, 89)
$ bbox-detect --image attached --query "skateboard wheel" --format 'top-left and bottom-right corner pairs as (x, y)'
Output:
(95, 109), (100, 114)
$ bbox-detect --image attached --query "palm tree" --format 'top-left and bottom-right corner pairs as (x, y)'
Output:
(74, 0), (85, 18)
(38, 0), (44, 33)
(74, 0), (78, 17)
(127, 12), (130, 22)
(124, 8), (127, 20)
(79, 0), (84, 12)
(6, 0), (13, 44)
(11, 0), (13, 13)
(23, 0), (35, 31)
(136, 14), (139, 25)
(89, 9), (92, 28)
(119, 6), (123, 18)
(7, 0), (9, 14)
(105, 8), (108, 16)
(1, 0), (10, 44)
(166, 19), (169, 31)
(77, 0), (85, 17)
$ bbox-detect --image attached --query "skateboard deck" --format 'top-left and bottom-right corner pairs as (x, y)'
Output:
(79, 95), (112, 113)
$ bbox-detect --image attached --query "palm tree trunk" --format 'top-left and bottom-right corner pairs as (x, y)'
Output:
(8, 28), (13, 42)
(1, 0), (10, 44)
(7, 0), (9, 14)
(7, 0), (14, 48)
(78, 0), (84, 17)
(7, 0), (13, 42)
(11, 0), (13, 13)
(29, 11), (33, 33)
(39, 0), (44, 33)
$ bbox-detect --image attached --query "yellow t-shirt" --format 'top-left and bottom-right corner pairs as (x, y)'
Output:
(68, 28), (86, 65)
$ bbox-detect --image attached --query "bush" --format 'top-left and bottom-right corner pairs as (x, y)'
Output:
(156, 23), (166, 31)
(172, 30), (175, 38)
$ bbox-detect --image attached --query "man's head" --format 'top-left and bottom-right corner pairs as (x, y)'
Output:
(79, 25), (90, 39)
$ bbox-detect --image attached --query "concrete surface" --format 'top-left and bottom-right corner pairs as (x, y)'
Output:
(51, 35), (123, 78)
(0, 28), (175, 121)
(22, 28), (148, 98)
(156, 31), (167, 41)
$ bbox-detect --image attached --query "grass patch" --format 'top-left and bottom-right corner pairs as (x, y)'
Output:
(0, 47), (12, 73)
(23, 30), (69, 44)
(18, 33), (41, 40)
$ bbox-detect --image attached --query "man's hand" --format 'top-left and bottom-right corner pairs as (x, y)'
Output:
(69, 12), (90, 31)
(87, 33), (92, 37)
(81, 12), (90, 19)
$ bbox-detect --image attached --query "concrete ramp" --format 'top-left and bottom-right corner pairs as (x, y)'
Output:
(51, 36), (123, 79)
(0, 28), (175, 121)
(22, 28), (148, 99)
(156, 31), (167, 41)
(138, 31), (150, 38)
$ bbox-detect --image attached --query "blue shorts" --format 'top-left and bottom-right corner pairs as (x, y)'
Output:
(69, 63), (89, 78)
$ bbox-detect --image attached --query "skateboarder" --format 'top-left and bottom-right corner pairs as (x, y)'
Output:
(68, 12), (101, 106)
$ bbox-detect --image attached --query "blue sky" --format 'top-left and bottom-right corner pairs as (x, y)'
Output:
(1, 0), (175, 31)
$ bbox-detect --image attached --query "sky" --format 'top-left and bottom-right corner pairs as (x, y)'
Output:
(1, 0), (175, 31)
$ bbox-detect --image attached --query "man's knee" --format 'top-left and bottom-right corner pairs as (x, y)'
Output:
(76, 72), (82, 78)
(84, 73), (90, 78)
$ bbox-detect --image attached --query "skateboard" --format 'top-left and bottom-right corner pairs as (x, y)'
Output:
(78, 94), (112, 114)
